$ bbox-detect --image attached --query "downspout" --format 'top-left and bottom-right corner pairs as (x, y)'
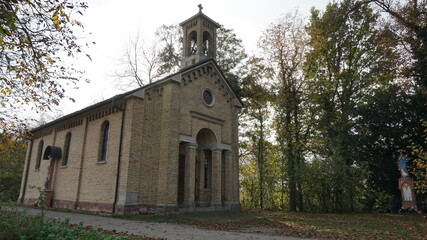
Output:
(112, 102), (126, 214)
(19, 139), (33, 204)
(74, 116), (89, 210)
(49, 128), (58, 207)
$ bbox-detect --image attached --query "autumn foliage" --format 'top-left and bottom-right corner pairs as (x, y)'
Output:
(0, 0), (89, 140)
(408, 122), (427, 194)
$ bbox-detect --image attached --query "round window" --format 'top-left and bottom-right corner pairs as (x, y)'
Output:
(202, 89), (215, 107)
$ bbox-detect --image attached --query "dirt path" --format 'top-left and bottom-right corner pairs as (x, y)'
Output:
(3, 206), (315, 240)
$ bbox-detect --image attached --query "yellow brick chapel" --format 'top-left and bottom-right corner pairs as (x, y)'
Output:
(18, 8), (242, 214)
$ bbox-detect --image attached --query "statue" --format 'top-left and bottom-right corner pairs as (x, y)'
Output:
(398, 153), (409, 177)
(403, 184), (413, 201)
(43, 177), (49, 189)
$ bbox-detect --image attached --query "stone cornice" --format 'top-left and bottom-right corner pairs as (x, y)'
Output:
(190, 111), (224, 125)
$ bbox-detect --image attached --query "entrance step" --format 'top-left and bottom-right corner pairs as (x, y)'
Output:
(178, 206), (230, 213)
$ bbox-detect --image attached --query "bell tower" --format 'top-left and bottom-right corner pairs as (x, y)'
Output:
(180, 5), (220, 68)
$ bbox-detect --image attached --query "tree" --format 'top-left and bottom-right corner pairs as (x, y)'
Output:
(155, 24), (182, 77)
(353, 0), (427, 206)
(355, 85), (415, 210)
(368, 0), (427, 94)
(367, 0), (427, 178)
(408, 122), (427, 194)
(239, 56), (274, 209)
(113, 32), (162, 89)
(258, 11), (310, 211)
(305, 0), (384, 212)
(215, 26), (248, 94)
(0, 0), (89, 139)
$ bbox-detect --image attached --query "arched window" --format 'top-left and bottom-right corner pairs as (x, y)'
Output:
(202, 31), (212, 56)
(203, 39), (209, 55)
(99, 121), (110, 162)
(188, 31), (197, 55)
(35, 140), (44, 170)
(62, 132), (72, 166)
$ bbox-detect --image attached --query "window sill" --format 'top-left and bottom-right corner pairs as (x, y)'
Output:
(96, 161), (106, 165)
(34, 169), (40, 172)
(60, 165), (67, 169)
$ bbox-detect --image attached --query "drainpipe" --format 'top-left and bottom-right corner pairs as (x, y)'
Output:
(20, 139), (33, 204)
(112, 103), (126, 214)
(74, 116), (89, 210)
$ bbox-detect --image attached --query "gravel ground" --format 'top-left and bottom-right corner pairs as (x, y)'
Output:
(2, 206), (316, 240)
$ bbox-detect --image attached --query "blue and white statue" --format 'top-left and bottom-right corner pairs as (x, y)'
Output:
(398, 153), (409, 177)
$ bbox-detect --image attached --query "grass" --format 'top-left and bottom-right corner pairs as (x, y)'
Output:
(0, 209), (146, 240)
(114, 210), (427, 239)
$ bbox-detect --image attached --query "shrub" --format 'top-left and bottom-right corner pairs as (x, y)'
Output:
(0, 210), (140, 240)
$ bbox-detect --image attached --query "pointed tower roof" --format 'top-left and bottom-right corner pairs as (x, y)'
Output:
(179, 4), (220, 28)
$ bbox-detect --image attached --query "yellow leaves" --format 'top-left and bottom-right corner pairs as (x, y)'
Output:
(51, 13), (60, 29)
(45, 56), (54, 64)
(0, 88), (12, 96)
(63, 13), (70, 23)
(51, 4), (71, 30)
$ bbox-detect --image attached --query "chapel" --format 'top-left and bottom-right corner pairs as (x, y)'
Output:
(17, 6), (242, 214)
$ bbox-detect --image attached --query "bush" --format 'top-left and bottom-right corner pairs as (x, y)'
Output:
(0, 142), (26, 203)
(371, 191), (392, 213)
(0, 210), (140, 240)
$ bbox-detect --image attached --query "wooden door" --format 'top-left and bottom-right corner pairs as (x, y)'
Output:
(177, 154), (185, 206)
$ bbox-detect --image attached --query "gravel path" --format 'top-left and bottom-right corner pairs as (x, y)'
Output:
(2, 206), (316, 240)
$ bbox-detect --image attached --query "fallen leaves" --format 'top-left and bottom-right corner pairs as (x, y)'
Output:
(118, 210), (427, 240)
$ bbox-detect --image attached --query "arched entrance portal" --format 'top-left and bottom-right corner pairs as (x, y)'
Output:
(195, 128), (216, 207)
(178, 128), (228, 209)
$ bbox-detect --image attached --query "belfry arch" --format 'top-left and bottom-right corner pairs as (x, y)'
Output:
(187, 31), (198, 56)
(202, 31), (213, 56)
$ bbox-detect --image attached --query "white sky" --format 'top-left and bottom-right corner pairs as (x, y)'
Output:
(52, 0), (329, 117)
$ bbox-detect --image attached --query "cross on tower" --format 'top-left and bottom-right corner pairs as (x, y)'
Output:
(198, 4), (203, 13)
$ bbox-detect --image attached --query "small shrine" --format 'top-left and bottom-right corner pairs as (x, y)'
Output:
(398, 154), (417, 211)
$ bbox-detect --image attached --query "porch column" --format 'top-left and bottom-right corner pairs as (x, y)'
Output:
(232, 149), (241, 208)
(224, 150), (233, 206)
(184, 143), (197, 208)
(211, 148), (222, 207)
(197, 149), (205, 204)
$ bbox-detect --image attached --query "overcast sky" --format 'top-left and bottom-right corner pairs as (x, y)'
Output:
(52, 0), (329, 117)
